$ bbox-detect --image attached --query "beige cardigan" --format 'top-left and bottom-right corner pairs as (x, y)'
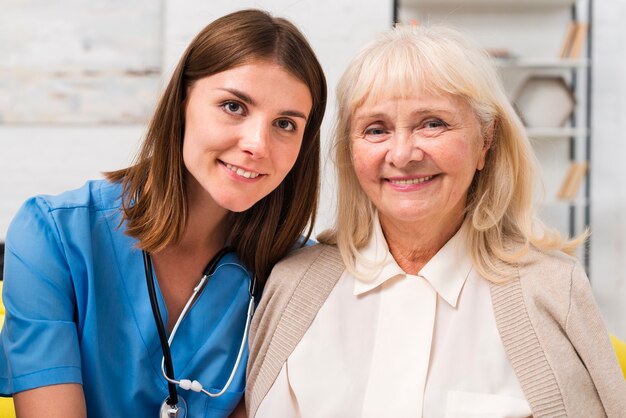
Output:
(247, 244), (626, 417)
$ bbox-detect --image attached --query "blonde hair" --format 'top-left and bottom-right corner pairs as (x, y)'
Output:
(318, 24), (585, 282)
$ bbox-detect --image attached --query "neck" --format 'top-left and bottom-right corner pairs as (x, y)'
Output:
(380, 214), (464, 275)
(180, 203), (229, 253)
(176, 174), (230, 253)
(150, 181), (230, 332)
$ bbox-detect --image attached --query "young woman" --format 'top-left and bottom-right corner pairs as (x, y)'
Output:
(0, 9), (326, 418)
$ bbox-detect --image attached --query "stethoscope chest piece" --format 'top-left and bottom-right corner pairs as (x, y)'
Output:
(160, 396), (187, 418)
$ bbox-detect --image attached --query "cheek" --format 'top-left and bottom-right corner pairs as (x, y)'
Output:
(351, 142), (378, 180)
(181, 134), (195, 170)
(181, 127), (208, 166)
(437, 138), (482, 173)
(276, 139), (304, 176)
(447, 143), (485, 191)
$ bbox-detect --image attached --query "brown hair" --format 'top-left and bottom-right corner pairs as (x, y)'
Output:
(106, 9), (326, 283)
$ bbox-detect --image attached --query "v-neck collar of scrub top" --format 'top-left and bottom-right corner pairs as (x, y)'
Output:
(102, 188), (164, 356)
(352, 213), (473, 308)
(101, 183), (250, 384)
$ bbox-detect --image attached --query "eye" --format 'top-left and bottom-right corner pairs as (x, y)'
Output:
(423, 119), (447, 130)
(275, 119), (296, 132)
(221, 101), (246, 116)
(362, 123), (389, 142)
(365, 127), (386, 136)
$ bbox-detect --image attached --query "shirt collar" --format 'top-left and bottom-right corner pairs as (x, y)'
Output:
(353, 214), (473, 308)
(352, 214), (405, 296)
(418, 223), (473, 307)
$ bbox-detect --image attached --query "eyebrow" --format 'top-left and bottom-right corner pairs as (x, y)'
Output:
(354, 108), (456, 122)
(219, 87), (309, 121)
(410, 108), (455, 116)
(353, 112), (387, 121)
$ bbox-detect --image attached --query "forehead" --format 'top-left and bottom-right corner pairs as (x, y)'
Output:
(214, 59), (296, 82)
(352, 89), (472, 120)
(348, 62), (465, 114)
(187, 60), (313, 117)
(194, 60), (309, 95)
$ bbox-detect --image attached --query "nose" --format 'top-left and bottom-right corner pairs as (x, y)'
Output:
(240, 118), (269, 159)
(385, 129), (424, 168)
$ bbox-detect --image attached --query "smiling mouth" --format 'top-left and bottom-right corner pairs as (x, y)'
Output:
(388, 175), (435, 185)
(224, 162), (261, 179)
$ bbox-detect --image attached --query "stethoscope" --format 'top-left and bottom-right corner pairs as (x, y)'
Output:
(143, 247), (256, 418)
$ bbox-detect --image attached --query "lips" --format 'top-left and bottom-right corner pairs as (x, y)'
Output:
(387, 175), (435, 185)
(224, 162), (262, 179)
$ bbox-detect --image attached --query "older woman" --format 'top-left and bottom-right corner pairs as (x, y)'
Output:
(246, 25), (626, 417)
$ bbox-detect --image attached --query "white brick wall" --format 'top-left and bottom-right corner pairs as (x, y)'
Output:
(0, 0), (392, 239)
(1, 1), (624, 336)
(0, 126), (143, 238)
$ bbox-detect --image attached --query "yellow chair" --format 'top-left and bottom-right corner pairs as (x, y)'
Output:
(611, 334), (626, 379)
(0, 398), (14, 418)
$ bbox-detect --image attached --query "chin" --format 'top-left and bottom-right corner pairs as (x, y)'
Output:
(379, 210), (432, 227)
(224, 202), (256, 213)
(221, 195), (266, 213)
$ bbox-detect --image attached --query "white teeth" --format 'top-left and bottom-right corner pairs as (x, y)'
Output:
(390, 175), (433, 185)
(225, 163), (260, 179)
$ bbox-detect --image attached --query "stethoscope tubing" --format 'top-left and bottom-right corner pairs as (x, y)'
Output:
(160, 262), (255, 397)
(143, 250), (180, 407)
(143, 247), (256, 408)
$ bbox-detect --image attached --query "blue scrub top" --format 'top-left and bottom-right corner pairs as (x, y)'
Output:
(0, 180), (251, 417)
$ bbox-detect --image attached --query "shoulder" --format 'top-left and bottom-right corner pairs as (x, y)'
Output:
(494, 246), (626, 415)
(516, 245), (582, 298)
(31, 179), (121, 213)
(518, 244), (579, 279)
(271, 242), (336, 275)
(252, 242), (344, 352)
(6, 180), (123, 252)
(247, 243), (344, 414)
(250, 242), (343, 346)
(262, 243), (342, 297)
(11, 180), (121, 224)
(495, 244), (587, 327)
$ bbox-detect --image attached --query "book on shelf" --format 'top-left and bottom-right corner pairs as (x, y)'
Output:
(560, 22), (589, 60)
(557, 162), (588, 200)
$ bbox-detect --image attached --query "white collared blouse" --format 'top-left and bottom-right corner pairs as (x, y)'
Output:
(256, 215), (531, 418)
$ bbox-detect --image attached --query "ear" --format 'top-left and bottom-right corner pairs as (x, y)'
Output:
(476, 120), (495, 171)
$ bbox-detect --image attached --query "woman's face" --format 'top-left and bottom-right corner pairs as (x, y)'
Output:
(182, 60), (312, 213)
(350, 89), (489, 232)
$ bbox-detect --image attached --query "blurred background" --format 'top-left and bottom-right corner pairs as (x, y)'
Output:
(0, 0), (624, 337)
